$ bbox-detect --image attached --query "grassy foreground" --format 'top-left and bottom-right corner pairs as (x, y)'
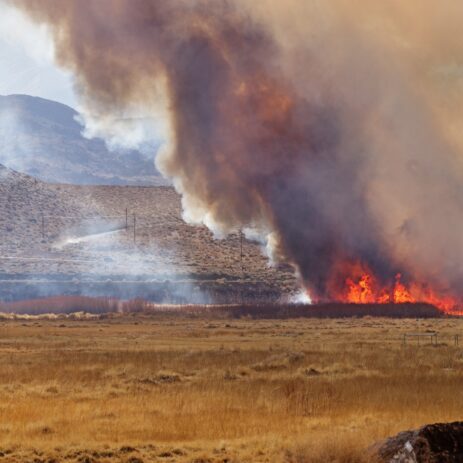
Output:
(0, 315), (462, 462)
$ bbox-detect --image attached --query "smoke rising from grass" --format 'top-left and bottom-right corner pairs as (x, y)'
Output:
(9, 0), (463, 300)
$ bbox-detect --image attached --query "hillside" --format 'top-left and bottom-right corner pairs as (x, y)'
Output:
(0, 94), (166, 185)
(0, 164), (297, 302)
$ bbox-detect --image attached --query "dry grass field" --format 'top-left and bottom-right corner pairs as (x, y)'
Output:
(0, 315), (462, 462)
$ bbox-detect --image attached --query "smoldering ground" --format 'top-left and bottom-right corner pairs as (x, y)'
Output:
(7, 0), (463, 301)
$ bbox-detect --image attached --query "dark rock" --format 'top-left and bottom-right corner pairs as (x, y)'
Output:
(375, 421), (463, 462)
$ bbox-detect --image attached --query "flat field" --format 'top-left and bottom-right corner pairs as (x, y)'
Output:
(0, 315), (463, 462)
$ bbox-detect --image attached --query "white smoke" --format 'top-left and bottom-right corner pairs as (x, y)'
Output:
(0, 104), (34, 174)
(76, 76), (171, 156)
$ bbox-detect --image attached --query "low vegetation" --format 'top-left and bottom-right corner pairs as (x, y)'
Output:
(0, 295), (122, 315)
(0, 315), (462, 462)
(0, 296), (442, 318)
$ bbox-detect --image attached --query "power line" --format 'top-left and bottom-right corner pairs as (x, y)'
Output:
(40, 215), (126, 220)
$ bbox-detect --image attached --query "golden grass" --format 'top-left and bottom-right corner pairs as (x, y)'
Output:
(0, 316), (462, 462)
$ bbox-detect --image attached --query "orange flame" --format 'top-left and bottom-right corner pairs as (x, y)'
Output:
(346, 273), (375, 303)
(331, 261), (461, 314)
(393, 273), (414, 303)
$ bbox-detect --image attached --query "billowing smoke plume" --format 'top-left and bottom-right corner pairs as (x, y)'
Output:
(8, 0), (463, 301)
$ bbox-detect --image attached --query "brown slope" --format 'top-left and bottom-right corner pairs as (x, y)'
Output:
(0, 166), (297, 301)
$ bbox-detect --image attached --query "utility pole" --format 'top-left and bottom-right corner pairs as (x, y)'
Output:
(239, 229), (245, 304)
(133, 213), (136, 244)
(240, 229), (244, 273)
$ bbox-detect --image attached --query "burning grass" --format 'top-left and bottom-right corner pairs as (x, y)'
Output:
(327, 260), (461, 313)
(0, 316), (463, 462)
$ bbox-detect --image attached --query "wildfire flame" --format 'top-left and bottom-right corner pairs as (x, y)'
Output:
(334, 262), (460, 314)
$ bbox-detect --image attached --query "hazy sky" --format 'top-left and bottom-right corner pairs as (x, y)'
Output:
(0, 1), (77, 107)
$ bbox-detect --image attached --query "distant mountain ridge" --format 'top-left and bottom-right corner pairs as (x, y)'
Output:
(0, 94), (167, 186)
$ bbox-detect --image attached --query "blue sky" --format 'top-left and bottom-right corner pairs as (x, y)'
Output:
(0, 2), (77, 107)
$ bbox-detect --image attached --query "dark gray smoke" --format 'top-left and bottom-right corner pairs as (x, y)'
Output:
(8, 0), (463, 302)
